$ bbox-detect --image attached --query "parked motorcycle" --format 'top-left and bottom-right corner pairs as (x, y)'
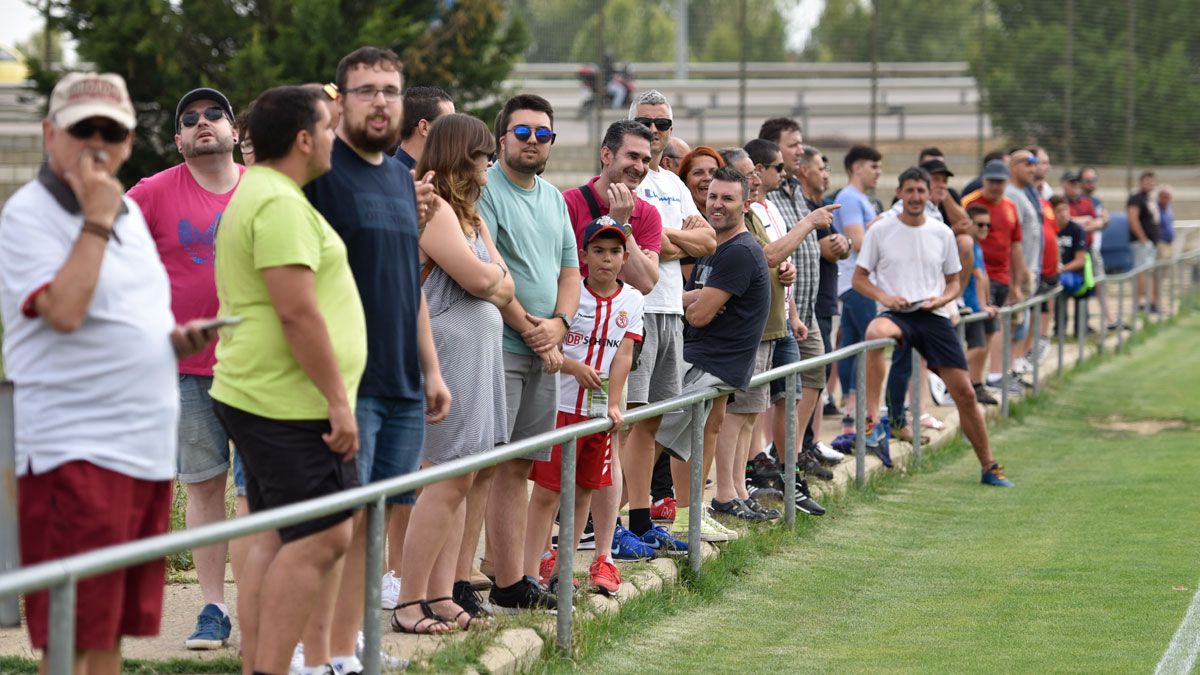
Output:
(577, 59), (635, 118)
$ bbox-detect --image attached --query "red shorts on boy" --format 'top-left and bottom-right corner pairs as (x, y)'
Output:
(529, 411), (614, 491)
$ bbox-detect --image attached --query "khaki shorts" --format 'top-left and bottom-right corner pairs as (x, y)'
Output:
(654, 363), (730, 462)
(796, 323), (827, 390)
(726, 341), (774, 415)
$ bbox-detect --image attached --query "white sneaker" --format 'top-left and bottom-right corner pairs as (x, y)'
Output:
(331, 657), (363, 675)
(701, 508), (740, 541)
(670, 506), (732, 542)
(288, 642), (305, 675)
(811, 441), (845, 463)
(1013, 356), (1033, 375)
(928, 372), (951, 406)
(380, 570), (401, 610)
(355, 630), (409, 672)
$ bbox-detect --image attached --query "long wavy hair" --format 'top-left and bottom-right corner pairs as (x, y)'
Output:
(415, 113), (497, 236)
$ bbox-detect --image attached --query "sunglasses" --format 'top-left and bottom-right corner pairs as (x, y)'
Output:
(509, 124), (556, 144)
(634, 117), (672, 131)
(67, 119), (131, 143)
(770, 162), (785, 173)
(975, 221), (991, 228)
(181, 106), (227, 129)
(1023, 155), (1040, 165)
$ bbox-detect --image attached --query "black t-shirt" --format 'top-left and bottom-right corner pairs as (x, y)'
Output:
(683, 230), (770, 390)
(1126, 190), (1159, 243)
(305, 138), (423, 400)
(806, 196), (840, 318)
(1057, 221), (1087, 267)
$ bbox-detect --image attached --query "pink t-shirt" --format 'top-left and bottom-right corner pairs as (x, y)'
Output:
(127, 163), (245, 376)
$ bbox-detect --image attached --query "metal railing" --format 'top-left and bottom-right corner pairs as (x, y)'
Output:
(1, 249), (1197, 672)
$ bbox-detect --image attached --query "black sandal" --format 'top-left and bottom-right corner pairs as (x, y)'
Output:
(428, 596), (488, 630)
(390, 599), (454, 635)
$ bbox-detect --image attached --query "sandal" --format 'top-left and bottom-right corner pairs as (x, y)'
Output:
(390, 599), (455, 635)
(429, 596), (492, 630)
(894, 426), (930, 444)
(920, 413), (945, 431)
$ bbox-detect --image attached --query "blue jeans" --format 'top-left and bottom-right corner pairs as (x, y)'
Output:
(356, 396), (425, 505)
(836, 290), (879, 394)
(177, 375), (231, 483)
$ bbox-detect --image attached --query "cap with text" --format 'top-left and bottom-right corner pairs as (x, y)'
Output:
(582, 216), (627, 248)
(49, 73), (136, 131)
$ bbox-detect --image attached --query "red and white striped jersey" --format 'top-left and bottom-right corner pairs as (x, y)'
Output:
(559, 280), (644, 415)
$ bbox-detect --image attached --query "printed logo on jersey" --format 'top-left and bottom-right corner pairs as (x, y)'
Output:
(615, 310), (629, 328)
(178, 212), (221, 264)
(565, 331), (583, 347)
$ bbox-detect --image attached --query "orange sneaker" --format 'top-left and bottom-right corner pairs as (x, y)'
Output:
(589, 554), (621, 596)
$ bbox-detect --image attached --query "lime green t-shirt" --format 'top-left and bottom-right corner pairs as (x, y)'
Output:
(211, 166), (367, 420)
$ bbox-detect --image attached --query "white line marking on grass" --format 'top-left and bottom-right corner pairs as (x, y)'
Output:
(1156, 580), (1200, 675)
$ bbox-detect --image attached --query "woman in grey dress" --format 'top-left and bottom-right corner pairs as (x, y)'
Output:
(393, 114), (513, 634)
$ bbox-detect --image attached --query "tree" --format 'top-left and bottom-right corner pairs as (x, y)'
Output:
(569, 0), (676, 63)
(26, 0), (527, 184)
(688, 0), (794, 62)
(803, 0), (978, 63)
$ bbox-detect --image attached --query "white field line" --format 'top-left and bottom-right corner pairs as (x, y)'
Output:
(1155, 579), (1200, 675)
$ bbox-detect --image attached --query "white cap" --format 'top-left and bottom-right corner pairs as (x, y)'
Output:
(48, 72), (136, 130)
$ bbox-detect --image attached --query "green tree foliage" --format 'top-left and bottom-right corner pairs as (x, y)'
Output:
(569, 0), (675, 63)
(688, 0), (790, 63)
(27, 0), (527, 184)
(803, 0), (977, 63)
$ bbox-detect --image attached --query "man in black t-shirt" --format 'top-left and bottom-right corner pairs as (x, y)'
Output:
(1127, 170), (1161, 313)
(656, 166), (770, 534)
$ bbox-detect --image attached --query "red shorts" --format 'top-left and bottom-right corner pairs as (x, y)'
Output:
(529, 411), (614, 492)
(19, 461), (172, 651)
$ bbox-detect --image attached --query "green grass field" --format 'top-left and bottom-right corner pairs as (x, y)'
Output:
(576, 313), (1200, 673)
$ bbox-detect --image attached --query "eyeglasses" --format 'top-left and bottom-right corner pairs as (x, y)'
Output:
(509, 124), (556, 145)
(344, 85), (402, 102)
(67, 119), (131, 143)
(634, 117), (672, 131)
(181, 106), (226, 129)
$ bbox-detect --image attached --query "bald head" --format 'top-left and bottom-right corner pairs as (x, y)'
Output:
(662, 135), (691, 174)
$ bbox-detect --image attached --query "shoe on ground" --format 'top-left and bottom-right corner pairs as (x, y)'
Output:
(743, 496), (781, 520)
(823, 399), (842, 417)
(981, 463), (1014, 487)
(1013, 356), (1033, 375)
(893, 425), (929, 445)
(747, 483), (783, 500)
(331, 656), (364, 675)
(669, 506), (732, 543)
(974, 383), (999, 405)
(650, 496), (678, 522)
(746, 452), (785, 491)
(453, 579), (494, 619)
(798, 449), (834, 480)
(185, 603), (231, 650)
(353, 631), (408, 672)
(928, 371), (952, 406)
(642, 523), (689, 554)
(612, 523), (656, 560)
(864, 420), (893, 468)
(380, 570), (401, 610)
(701, 507), (740, 540)
(538, 550), (557, 586)
(1106, 320), (1128, 331)
(489, 576), (558, 613)
(988, 375), (1024, 397)
(1010, 371), (1034, 389)
(289, 642), (305, 674)
(794, 477), (826, 516)
(552, 513), (595, 550)
(589, 555), (621, 596)
(809, 441), (845, 465)
(710, 497), (769, 522)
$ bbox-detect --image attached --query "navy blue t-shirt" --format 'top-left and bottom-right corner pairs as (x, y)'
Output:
(1057, 221), (1087, 266)
(683, 230), (770, 390)
(305, 137), (422, 401)
(806, 196), (840, 318)
(394, 147), (417, 171)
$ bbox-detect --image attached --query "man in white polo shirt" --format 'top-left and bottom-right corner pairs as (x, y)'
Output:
(0, 72), (214, 674)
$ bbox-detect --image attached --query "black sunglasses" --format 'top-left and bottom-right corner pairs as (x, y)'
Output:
(67, 119), (130, 143)
(510, 124), (555, 144)
(180, 106), (227, 129)
(634, 117), (672, 131)
(770, 162), (785, 173)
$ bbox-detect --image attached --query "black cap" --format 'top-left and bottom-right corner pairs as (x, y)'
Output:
(175, 88), (234, 131)
(919, 158), (954, 177)
(1061, 170), (1081, 182)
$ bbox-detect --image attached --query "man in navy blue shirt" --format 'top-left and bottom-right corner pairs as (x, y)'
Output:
(302, 47), (450, 672)
(393, 85), (455, 170)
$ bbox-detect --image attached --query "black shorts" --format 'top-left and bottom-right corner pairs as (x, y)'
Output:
(985, 281), (1009, 334)
(880, 310), (969, 371)
(214, 401), (359, 543)
(964, 318), (987, 349)
(1038, 274), (1059, 313)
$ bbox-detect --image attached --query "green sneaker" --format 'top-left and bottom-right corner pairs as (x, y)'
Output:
(671, 506), (733, 542)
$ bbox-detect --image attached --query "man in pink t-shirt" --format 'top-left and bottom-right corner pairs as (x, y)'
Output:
(126, 87), (244, 651)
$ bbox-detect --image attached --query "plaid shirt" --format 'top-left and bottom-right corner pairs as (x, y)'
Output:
(766, 177), (821, 326)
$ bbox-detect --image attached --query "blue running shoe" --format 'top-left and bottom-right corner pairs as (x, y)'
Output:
(981, 463), (1014, 487)
(864, 420), (893, 468)
(185, 603), (231, 650)
(612, 524), (656, 560)
(641, 525), (688, 556)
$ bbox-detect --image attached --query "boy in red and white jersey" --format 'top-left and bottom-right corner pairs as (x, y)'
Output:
(526, 217), (644, 596)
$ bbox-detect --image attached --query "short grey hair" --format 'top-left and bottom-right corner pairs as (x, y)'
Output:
(798, 144), (822, 167)
(718, 147), (749, 167)
(627, 89), (673, 120)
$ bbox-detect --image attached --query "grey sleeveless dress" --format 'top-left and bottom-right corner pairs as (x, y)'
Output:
(421, 232), (508, 464)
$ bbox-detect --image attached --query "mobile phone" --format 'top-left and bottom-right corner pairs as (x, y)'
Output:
(898, 298), (930, 313)
(197, 316), (243, 331)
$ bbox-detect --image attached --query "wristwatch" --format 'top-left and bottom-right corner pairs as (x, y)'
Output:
(554, 312), (571, 331)
(623, 222), (633, 238)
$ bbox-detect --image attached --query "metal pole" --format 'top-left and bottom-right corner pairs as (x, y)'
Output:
(976, 0), (986, 163)
(1157, 264), (1166, 326)
(48, 580), (76, 675)
(1077, 295), (1087, 364)
(854, 353), (866, 487)
(593, 0), (605, 158)
(1131, 276), (1140, 343)
(687, 402), (703, 573)
(783, 373), (797, 527)
(1117, 277), (1126, 352)
(0, 380), (19, 626)
(1123, 0), (1136, 192)
(1032, 316), (1042, 396)
(1000, 312), (1012, 417)
(1057, 296), (1066, 377)
(1098, 293), (1107, 357)
(555, 438), (576, 651)
(956, 317), (966, 348)
(362, 496), (385, 675)
(909, 350), (922, 466)
(674, 0), (688, 80)
(868, 0), (880, 147)
(1064, 0), (1074, 165)
(737, 0), (748, 142)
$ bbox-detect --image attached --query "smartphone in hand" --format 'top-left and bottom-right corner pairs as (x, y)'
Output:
(196, 316), (243, 331)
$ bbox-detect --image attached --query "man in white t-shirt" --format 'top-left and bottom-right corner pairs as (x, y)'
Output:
(0, 72), (215, 673)
(854, 167), (1013, 487)
(622, 89), (716, 546)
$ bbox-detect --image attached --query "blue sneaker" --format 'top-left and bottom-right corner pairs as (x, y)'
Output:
(981, 463), (1014, 487)
(185, 603), (231, 650)
(641, 525), (688, 556)
(865, 420), (893, 468)
(612, 524), (656, 560)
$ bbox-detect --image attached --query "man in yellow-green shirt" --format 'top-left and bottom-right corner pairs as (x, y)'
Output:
(210, 85), (366, 675)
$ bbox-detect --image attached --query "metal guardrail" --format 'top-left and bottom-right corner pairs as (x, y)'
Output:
(512, 61), (972, 80)
(0, 249), (1197, 671)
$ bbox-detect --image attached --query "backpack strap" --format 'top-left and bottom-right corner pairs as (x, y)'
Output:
(579, 183), (604, 220)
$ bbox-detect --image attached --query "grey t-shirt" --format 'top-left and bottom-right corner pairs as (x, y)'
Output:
(1005, 183), (1042, 284)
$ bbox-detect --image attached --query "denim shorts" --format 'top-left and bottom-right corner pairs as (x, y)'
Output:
(177, 375), (232, 484)
(232, 451), (247, 498)
(357, 396), (425, 505)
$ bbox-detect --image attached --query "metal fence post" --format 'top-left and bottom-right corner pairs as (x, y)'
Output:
(1076, 295), (1087, 364)
(1032, 319), (1042, 396)
(1057, 296), (1065, 377)
(688, 402), (704, 573)
(1157, 264), (1165, 326)
(556, 438), (577, 651)
(1130, 276), (1140, 343)
(362, 495), (385, 675)
(48, 579), (76, 675)
(909, 349), (922, 466)
(0, 380), (18, 627)
(1097, 294), (1107, 357)
(782, 373), (797, 527)
(1000, 311), (1012, 417)
(854, 352), (866, 487)
(1117, 277), (1126, 353)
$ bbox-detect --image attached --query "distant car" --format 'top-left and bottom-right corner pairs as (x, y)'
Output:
(0, 44), (29, 84)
